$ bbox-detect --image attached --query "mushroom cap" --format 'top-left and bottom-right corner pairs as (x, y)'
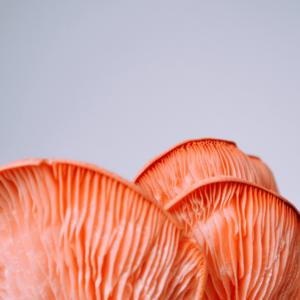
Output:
(133, 138), (279, 206)
(247, 155), (279, 193)
(0, 158), (207, 300)
(166, 176), (300, 300)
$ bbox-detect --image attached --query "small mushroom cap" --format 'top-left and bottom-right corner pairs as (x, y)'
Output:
(134, 138), (279, 206)
(0, 159), (207, 300)
(166, 176), (300, 300)
(247, 155), (279, 193)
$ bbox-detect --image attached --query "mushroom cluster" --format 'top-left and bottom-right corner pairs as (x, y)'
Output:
(0, 138), (299, 299)
(134, 139), (300, 299)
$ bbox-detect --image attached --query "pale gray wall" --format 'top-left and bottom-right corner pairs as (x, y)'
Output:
(1, 1), (300, 207)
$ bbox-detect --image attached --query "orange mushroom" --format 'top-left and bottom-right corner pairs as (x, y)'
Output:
(134, 138), (299, 299)
(134, 138), (279, 207)
(247, 155), (278, 194)
(165, 177), (300, 299)
(0, 159), (207, 300)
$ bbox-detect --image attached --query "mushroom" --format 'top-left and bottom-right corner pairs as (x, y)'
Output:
(133, 138), (279, 207)
(0, 159), (207, 300)
(165, 176), (300, 299)
(247, 155), (279, 194)
(133, 139), (299, 299)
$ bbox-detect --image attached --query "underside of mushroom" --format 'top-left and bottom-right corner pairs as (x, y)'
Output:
(0, 159), (207, 300)
(167, 178), (300, 300)
(134, 138), (299, 299)
(134, 138), (279, 207)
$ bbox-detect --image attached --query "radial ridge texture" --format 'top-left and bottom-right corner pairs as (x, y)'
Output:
(0, 159), (207, 300)
(167, 178), (300, 300)
(134, 139), (278, 207)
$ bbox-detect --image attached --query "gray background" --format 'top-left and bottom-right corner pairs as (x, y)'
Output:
(1, 2), (299, 208)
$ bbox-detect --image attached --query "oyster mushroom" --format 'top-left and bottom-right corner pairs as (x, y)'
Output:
(165, 176), (300, 299)
(133, 138), (278, 207)
(247, 155), (278, 194)
(133, 139), (299, 299)
(0, 159), (207, 300)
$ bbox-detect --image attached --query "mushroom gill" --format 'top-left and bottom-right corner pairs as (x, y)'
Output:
(134, 138), (279, 207)
(166, 177), (300, 300)
(0, 159), (207, 300)
(248, 155), (278, 194)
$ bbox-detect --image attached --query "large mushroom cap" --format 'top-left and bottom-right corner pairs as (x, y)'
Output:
(134, 138), (278, 206)
(0, 159), (207, 300)
(166, 176), (300, 300)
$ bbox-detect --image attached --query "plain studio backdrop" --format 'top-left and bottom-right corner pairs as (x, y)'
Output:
(1, 2), (299, 208)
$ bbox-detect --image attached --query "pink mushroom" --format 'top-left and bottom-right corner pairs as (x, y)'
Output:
(247, 155), (278, 194)
(0, 159), (207, 300)
(134, 138), (278, 207)
(133, 138), (299, 299)
(165, 177), (300, 299)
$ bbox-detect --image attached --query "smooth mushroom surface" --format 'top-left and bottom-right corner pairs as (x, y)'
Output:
(0, 159), (207, 300)
(134, 138), (278, 207)
(166, 176), (300, 300)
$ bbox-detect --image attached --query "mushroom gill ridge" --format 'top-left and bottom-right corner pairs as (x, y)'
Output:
(0, 159), (207, 300)
(134, 138), (278, 207)
(166, 176), (300, 300)
(248, 155), (279, 195)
